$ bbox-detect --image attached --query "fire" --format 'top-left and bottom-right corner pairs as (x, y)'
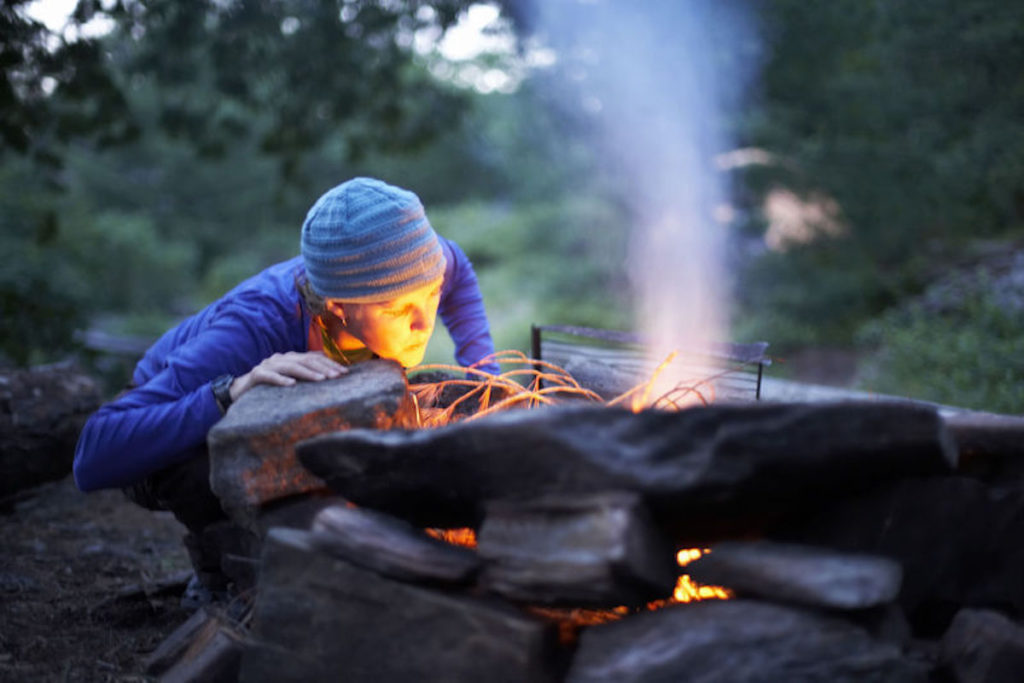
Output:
(428, 527), (730, 610)
(653, 548), (732, 607)
(425, 527), (477, 547)
(408, 349), (736, 427)
(413, 351), (731, 630)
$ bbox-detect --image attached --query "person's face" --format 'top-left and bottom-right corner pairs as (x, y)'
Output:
(326, 277), (443, 367)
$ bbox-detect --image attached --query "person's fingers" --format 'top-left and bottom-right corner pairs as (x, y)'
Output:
(272, 359), (329, 381)
(250, 365), (297, 387)
(296, 352), (347, 377)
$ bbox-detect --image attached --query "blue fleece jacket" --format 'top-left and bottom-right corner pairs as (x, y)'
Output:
(73, 237), (497, 492)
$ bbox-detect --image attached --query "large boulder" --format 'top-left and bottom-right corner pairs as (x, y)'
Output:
(0, 362), (101, 500)
(242, 528), (560, 683)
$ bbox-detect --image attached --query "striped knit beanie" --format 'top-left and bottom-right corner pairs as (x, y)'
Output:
(300, 177), (445, 303)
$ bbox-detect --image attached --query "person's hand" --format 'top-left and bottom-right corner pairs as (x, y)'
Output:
(230, 351), (347, 401)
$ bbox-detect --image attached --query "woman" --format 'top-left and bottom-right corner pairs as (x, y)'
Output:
(73, 177), (498, 601)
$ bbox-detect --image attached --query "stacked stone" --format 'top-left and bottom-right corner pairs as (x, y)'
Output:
(203, 369), (1024, 682)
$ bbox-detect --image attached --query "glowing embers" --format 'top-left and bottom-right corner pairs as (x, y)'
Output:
(430, 525), (730, 616)
(425, 526), (477, 548)
(655, 548), (733, 606)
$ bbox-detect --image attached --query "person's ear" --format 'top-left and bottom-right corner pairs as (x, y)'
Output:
(324, 299), (346, 324)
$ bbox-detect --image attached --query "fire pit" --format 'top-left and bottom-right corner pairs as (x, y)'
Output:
(151, 358), (1024, 682)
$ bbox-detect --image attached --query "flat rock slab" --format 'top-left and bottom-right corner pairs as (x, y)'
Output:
(208, 359), (414, 529)
(241, 528), (560, 683)
(686, 541), (902, 610)
(298, 401), (956, 530)
(566, 600), (925, 683)
(477, 492), (677, 608)
(775, 476), (1024, 633)
(940, 608), (1024, 682)
(311, 503), (480, 584)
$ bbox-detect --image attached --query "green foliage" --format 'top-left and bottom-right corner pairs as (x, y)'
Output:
(0, 1), (136, 175)
(738, 0), (1024, 392)
(747, 2), (1024, 274)
(423, 195), (631, 361)
(61, 211), (198, 311)
(856, 272), (1024, 413)
(2, 1), (533, 183)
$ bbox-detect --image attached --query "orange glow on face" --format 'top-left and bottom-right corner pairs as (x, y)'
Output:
(327, 277), (444, 368)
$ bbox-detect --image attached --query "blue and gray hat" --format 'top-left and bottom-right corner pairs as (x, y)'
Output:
(300, 177), (445, 303)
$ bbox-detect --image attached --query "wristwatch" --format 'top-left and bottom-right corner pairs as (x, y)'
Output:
(211, 374), (234, 415)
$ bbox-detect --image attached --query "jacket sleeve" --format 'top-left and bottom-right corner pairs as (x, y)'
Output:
(438, 238), (500, 375)
(73, 303), (290, 491)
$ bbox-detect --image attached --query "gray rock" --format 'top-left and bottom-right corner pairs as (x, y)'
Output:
(946, 412), (1024, 481)
(310, 503), (480, 584)
(297, 401), (956, 532)
(939, 608), (1024, 683)
(566, 600), (925, 683)
(686, 541), (902, 610)
(241, 528), (560, 683)
(775, 476), (1024, 633)
(477, 491), (677, 607)
(0, 363), (100, 499)
(208, 359), (414, 529)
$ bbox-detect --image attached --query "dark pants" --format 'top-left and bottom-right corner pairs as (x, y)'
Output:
(124, 446), (257, 590)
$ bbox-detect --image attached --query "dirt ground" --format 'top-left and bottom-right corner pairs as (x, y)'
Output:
(0, 476), (196, 682)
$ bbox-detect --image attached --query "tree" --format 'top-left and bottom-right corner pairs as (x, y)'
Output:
(740, 0), (1024, 347)
(1, 0), (532, 181)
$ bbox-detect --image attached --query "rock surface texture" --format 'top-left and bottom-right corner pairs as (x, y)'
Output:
(686, 541), (902, 610)
(566, 599), (925, 683)
(298, 401), (957, 533)
(477, 492), (677, 607)
(242, 528), (559, 683)
(0, 363), (101, 499)
(208, 359), (414, 529)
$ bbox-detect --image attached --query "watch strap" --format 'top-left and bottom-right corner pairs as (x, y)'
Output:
(211, 374), (234, 415)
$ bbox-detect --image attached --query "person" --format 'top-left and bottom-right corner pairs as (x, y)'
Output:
(72, 177), (498, 603)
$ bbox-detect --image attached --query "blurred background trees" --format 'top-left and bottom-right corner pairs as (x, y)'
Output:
(1, 0), (1021, 411)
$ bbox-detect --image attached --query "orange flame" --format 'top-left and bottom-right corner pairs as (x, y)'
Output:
(409, 348), (748, 428)
(428, 528), (731, 611)
(413, 352), (732, 622)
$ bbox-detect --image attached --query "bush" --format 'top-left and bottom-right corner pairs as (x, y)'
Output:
(856, 268), (1024, 413)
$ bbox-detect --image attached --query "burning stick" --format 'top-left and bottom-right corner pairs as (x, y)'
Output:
(409, 348), (747, 427)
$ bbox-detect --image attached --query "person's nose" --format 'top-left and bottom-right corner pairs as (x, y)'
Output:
(410, 306), (429, 332)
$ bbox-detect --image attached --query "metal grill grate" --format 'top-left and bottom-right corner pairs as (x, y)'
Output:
(530, 324), (771, 403)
